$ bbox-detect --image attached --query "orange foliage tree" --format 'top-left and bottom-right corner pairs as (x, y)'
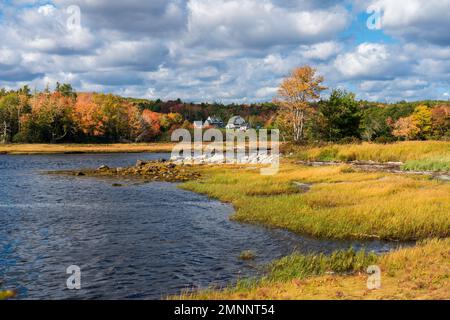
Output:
(136, 110), (162, 142)
(392, 116), (419, 140)
(276, 66), (326, 143)
(431, 105), (450, 138)
(392, 105), (434, 140)
(74, 93), (102, 137)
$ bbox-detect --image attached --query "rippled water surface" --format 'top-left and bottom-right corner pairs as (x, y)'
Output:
(0, 153), (402, 299)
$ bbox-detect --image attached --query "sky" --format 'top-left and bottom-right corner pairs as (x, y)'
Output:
(0, 0), (449, 103)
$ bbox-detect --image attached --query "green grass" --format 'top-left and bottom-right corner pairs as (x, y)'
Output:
(212, 248), (378, 293)
(264, 248), (378, 282)
(176, 247), (379, 298)
(176, 238), (450, 300)
(402, 156), (450, 172)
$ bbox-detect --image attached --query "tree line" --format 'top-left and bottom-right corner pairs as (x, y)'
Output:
(0, 70), (448, 144)
(276, 66), (449, 144)
(0, 84), (276, 143)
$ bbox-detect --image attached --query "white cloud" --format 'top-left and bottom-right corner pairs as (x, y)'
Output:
(367, 0), (450, 45)
(333, 43), (411, 80)
(300, 42), (342, 61)
(186, 0), (350, 49)
(335, 43), (389, 78)
(0, 0), (449, 103)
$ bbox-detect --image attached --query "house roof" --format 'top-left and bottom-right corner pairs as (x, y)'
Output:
(227, 116), (246, 126)
(205, 116), (223, 123)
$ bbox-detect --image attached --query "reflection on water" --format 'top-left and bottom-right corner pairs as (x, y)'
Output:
(0, 153), (404, 299)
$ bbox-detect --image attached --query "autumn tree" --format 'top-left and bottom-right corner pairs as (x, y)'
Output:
(74, 93), (103, 138)
(136, 109), (162, 142)
(0, 93), (20, 143)
(20, 92), (77, 142)
(411, 105), (432, 139)
(160, 112), (183, 131)
(431, 105), (450, 138)
(93, 94), (130, 141)
(276, 66), (326, 143)
(392, 116), (418, 140)
(126, 103), (143, 141)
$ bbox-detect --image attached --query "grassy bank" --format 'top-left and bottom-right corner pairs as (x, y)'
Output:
(177, 144), (449, 299)
(290, 141), (450, 169)
(178, 238), (449, 300)
(401, 155), (450, 172)
(0, 143), (176, 155)
(0, 290), (15, 300)
(181, 162), (450, 241)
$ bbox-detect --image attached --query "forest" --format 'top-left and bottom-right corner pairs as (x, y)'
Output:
(0, 78), (449, 144)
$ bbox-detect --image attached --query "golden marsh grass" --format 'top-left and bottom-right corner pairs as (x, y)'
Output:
(181, 162), (450, 241)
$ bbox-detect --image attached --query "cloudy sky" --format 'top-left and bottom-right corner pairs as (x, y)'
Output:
(0, 0), (449, 103)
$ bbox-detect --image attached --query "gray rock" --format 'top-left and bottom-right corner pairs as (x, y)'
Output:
(293, 181), (311, 193)
(136, 160), (147, 167)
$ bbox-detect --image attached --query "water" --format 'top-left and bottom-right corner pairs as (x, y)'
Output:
(0, 153), (401, 299)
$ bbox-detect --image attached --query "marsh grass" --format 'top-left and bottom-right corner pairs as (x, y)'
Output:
(0, 290), (15, 300)
(176, 142), (450, 300)
(264, 248), (378, 282)
(181, 163), (450, 241)
(291, 141), (450, 163)
(0, 143), (176, 154)
(174, 248), (378, 299)
(177, 238), (450, 300)
(402, 155), (450, 172)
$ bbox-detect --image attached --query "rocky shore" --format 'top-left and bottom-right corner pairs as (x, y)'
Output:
(54, 160), (201, 182)
(297, 160), (450, 181)
(170, 153), (277, 164)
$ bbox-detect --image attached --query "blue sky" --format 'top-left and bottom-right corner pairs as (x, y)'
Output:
(0, 0), (449, 102)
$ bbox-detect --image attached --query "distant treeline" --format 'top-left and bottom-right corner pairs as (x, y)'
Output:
(0, 83), (448, 144)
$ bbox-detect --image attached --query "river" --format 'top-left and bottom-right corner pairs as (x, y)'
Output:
(0, 153), (401, 299)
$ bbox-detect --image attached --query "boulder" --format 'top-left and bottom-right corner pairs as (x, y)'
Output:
(136, 160), (147, 167)
(167, 163), (176, 169)
(293, 181), (311, 193)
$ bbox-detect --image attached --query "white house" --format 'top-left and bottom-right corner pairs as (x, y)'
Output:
(204, 116), (224, 128)
(226, 116), (250, 131)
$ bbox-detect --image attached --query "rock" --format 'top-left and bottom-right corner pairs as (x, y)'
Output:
(167, 163), (176, 169)
(434, 174), (450, 181)
(97, 165), (109, 171)
(75, 172), (85, 176)
(112, 183), (123, 187)
(239, 250), (256, 261)
(136, 160), (147, 167)
(293, 182), (311, 193)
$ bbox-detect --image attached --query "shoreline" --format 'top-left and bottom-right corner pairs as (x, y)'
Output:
(173, 161), (449, 299)
(5, 143), (450, 300)
(0, 143), (176, 155)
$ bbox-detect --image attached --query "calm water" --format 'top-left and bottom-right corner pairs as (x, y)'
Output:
(0, 153), (401, 299)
